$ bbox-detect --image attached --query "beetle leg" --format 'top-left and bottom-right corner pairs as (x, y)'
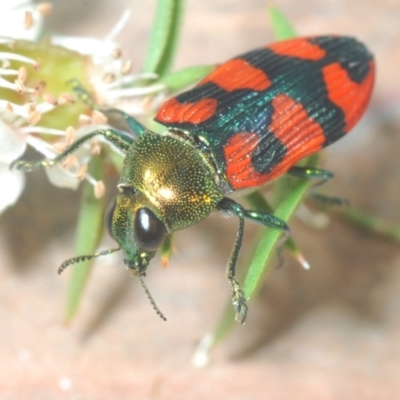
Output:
(309, 193), (349, 207)
(68, 78), (99, 110)
(102, 108), (147, 137)
(217, 197), (289, 323)
(11, 128), (133, 172)
(287, 166), (349, 207)
(69, 79), (147, 137)
(286, 166), (333, 187)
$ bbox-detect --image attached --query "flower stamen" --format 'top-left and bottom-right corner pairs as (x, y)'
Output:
(121, 60), (133, 75)
(94, 180), (105, 198)
(65, 126), (76, 145)
(37, 2), (53, 16)
(0, 51), (36, 66)
(18, 66), (28, 82)
(76, 164), (88, 181)
(0, 68), (18, 76)
(78, 114), (91, 126)
(23, 11), (34, 30)
(102, 72), (116, 83)
(58, 92), (75, 105)
(106, 83), (166, 101)
(43, 93), (58, 105)
(89, 139), (102, 155)
(111, 48), (122, 59)
(20, 126), (66, 136)
(91, 110), (107, 125)
(61, 155), (78, 169)
(26, 110), (41, 125)
(103, 9), (131, 42)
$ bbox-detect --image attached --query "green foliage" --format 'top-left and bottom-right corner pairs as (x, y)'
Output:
(66, 156), (105, 321)
(268, 6), (297, 40)
(160, 65), (215, 93)
(143, 0), (184, 76)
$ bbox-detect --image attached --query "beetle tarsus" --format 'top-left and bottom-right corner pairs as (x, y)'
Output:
(230, 277), (248, 324)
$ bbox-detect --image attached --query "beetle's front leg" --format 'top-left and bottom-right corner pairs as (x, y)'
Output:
(69, 79), (147, 137)
(11, 128), (133, 172)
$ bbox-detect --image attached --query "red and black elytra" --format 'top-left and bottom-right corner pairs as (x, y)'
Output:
(13, 35), (375, 324)
(156, 35), (375, 190)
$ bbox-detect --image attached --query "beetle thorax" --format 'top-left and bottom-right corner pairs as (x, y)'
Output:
(118, 131), (223, 232)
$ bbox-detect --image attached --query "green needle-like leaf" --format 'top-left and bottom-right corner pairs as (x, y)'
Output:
(160, 234), (174, 267)
(65, 156), (105, 322)
(243, 156), (318, 297)
(143, 0), (184, 76)
(268, 6), (297, 40)
(159, 65), (215, 93)
(244, 191), (308, 269)
(340, 207), (400, 242)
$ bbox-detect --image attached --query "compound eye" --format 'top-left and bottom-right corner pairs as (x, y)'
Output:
(105, 198), (117, 237)
(134, 207), (167, 251)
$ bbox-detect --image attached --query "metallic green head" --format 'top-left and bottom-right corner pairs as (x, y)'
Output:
(105, 130), (223, 274)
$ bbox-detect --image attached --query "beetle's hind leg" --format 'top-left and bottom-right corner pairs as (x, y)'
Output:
(217, 197), (289, 324)
(287, 166), (348, 207)
(286, 166), (333, 186)
(11, 128), (132, 172)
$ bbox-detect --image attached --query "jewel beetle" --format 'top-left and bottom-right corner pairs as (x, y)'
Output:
(12, 36), (375, 323)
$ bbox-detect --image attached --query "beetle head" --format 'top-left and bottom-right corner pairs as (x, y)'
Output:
(105, 189), (168, 275)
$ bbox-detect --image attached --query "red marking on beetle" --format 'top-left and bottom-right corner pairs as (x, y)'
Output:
(224, 94), (326, 190)
(155, 97), (218, 125)
(322, 61), (375, 132)
(200, 58), (271, 92)
(269, 38), (326, 60)
(267, 94), (326, 177)
(224, 132), (263, 189)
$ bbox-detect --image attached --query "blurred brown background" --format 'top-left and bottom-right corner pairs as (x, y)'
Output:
(1, 0), (400, 399)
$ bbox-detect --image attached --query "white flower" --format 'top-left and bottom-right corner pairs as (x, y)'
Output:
(50, 10), (167, 114)
(0, 5), (167, 214)
(0, 1), (50, 41)
(0, 117), (25, 212)
(0, 0), (48, 213)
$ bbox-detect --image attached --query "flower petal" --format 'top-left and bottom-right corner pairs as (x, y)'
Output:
(0, 3), (44, 41)
(45, 166), (80, 190)
(0, 161), (25, 213)
(0, 117), (26, 163)
(51, 36), (118, 59)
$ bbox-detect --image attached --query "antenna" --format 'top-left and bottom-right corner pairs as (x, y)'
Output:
(57, 247), (167, 322)
(138, 274), (167, 321)
(58, 247), (121, 274)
